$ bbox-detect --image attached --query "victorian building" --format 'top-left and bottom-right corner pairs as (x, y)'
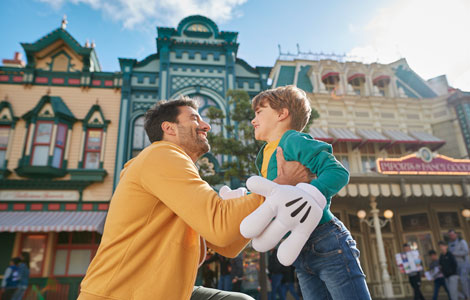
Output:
(269, 56), (470, 298)
(0, 19), (121, 299)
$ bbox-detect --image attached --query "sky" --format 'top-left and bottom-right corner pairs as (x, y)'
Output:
(1, 0), (469, 90)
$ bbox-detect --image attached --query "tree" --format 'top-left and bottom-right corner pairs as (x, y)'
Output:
(199, 89), (319, 299)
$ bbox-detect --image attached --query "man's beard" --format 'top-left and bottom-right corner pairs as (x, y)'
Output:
(177, 125), (210, 158)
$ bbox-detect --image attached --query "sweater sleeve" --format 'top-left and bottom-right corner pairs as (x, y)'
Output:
(206, 237), (250, 258)
(1, 268), (11, 288)
(139, 144), (264, 247)
(453, 240), (469, 258)
(282, 133), (350, 199)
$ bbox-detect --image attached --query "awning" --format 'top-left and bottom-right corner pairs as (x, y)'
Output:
(321, 72), (340, 81)
(383, 130), (419, 144)
(347, 73), (365, 82)
(410, 131), (446, 150)
(310, 128), (334, 143)
(0, 211), (107, 233)
(356, 129), (391, 143)
(373, 75), (391, 84)
(329, 128), (362, 143)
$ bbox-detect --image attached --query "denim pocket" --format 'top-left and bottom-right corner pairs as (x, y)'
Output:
(311, 231), (341, 257)
(347, 239), (365, 276)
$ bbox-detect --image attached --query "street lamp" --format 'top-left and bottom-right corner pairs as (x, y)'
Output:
(462, 209), (470, 220)
(357, 197), (394, 299)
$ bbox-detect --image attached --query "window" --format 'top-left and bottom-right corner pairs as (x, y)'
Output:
(360, 144), (376, 173)
(333, 142), (350, 171)
(132, 116), (151, 158)
(18, 95), (76, 177)
(20, 234), (48, 277)
(373, 76), (390, 97)
(386, 144), (402, 158)
(0, 126), (10, 168)
(322, 73), (340, 93)
(348, 75), (365, 96)
(84, 129), (103, 169)
(53, 232), (101, 276)
(403, 233), (434, 269)
(187, 24), (209, 32)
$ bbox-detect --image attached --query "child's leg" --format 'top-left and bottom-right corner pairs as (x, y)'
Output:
(295, 217), (371, 300)
(295, 268), (332, 300)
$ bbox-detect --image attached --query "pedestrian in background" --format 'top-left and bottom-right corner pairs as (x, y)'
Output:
(447, 229), (470, 300)
(439, 241), (459, 300)
(231, 253), (244, 292)
(268, 248), (284, 300)
(1, 257), (21, 300)
(281, 265), (300, 300)
(428, 250), (450, 300)
(403, 243), (425, 300)
(12, 252), (30, 300)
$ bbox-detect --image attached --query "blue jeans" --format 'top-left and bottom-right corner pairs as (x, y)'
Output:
(432, 277), (450, 300)
(218, 274), (232, 291)
(269, 274), (283, 300)
(293, 217), (371, 300)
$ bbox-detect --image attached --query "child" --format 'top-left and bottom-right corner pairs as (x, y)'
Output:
(250, 85), (371, 299)
(428, 249), (451, 300)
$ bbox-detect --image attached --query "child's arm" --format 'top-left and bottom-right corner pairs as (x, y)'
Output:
(282, 133), (349, 199)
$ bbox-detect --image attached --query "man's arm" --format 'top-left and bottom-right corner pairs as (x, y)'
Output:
(139, 144), (263, 248)
(283, 134), (349, 199)
(453, 240), (469, 258)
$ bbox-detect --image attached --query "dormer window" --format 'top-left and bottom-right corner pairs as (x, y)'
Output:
(321, 72), (340, 92)
(348, 73), (365, 96)
(16, 95), (76, 178)
(373, 75), (391, 97)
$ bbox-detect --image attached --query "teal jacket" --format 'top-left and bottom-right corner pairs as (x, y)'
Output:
(255, 130), (349, 224)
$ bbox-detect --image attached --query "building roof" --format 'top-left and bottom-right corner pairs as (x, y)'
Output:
(357, 129), (391, 143)
(329, 128), (362, 143)
(310, 127), (333, 142)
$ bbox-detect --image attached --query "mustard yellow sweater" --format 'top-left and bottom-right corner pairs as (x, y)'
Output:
(78, 141), (263, 300)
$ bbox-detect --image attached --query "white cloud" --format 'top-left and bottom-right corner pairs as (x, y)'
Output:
(38, 0), (247, 29)
(348, 0), (470, 90)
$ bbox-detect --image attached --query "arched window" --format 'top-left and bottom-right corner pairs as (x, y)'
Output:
(132, 116), (151, 158)
(321, 72), (340, 93)
(348, 73), (365, 96)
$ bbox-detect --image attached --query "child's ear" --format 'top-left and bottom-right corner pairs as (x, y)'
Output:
(161, 121), (177, 136)
(278, 108), (290, 121)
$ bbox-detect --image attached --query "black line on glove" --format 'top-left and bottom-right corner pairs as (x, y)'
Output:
(291, 201), (307, 217)
(300, 206), (311, 223)
(285, 197), (302, 207)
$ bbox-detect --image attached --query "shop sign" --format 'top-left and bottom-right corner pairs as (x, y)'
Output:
(0, 190), (79, 201)
(377, 147), (470, 175)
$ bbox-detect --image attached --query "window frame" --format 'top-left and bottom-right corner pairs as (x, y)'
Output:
(83, 128), (103, 169)
(52, 232), (100, 277)
(19, 233), (49, 277)
(30, 120), (54, 166)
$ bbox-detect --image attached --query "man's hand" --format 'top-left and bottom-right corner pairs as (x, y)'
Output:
(240, 176), (326, 266)
(274, 147), (314, 185)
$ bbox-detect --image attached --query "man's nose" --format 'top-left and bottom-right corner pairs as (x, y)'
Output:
(201, 120), (211, 131)
(251, 118), (256, 125)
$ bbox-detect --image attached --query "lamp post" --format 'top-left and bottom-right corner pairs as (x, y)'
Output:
(357, 196), (394, 299)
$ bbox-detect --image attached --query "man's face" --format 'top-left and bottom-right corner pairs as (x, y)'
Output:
(175, 106), (211, 159)
(251, 101), (281, 141)
(448, 231), (457, 241)
(431, 254), (437, 260)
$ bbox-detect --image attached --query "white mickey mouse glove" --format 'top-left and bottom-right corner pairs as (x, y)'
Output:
(240, 176), (326, 266)
(218, 185), (248, 200)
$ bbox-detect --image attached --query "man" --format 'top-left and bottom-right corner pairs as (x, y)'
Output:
(403, 243), (425, 300)
(448, 229), (470, 299)
(78, 97), (311, 300)
(439, 241), (459, 300)
(230, 254), (244, 292)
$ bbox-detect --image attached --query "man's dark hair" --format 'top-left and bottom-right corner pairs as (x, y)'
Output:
(403, 243), (410, 248)
(144, 97), (198, 142)
(438, 240), (447, 246)
(428, 250), (437, 255)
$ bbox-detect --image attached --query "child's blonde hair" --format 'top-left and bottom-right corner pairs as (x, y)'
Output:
(252, 85), (311, 131)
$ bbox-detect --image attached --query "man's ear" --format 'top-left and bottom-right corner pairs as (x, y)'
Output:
(161, 121), (177, 136)
(278, 108), (290, 121)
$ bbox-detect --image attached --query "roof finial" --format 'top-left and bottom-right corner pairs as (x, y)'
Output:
(5, 94), (8, 101)
(85, 39), (90, 47)
(91, 40), (96, 48)
(47, 88), (51, 95)
(61, 15), (68, 29)
(95, 98), (99, 105)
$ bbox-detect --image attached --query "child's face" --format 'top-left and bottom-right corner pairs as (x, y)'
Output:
(251, 102), (281, 141)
